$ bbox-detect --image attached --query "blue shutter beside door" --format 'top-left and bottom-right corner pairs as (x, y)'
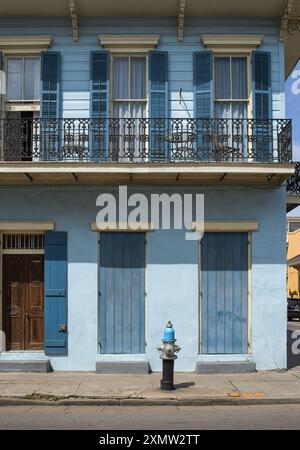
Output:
(44, 231), (68, 355)
(90, 51), (109, 160)
(252, 51), (272, 161)
(41, 52), (60, 118)
(201, 233), (249, 354)
(149, 51), (168, 161)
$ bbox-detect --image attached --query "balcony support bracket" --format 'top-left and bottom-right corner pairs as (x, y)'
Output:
(69, 0), (79, 43)
(178, 0), (186, 42)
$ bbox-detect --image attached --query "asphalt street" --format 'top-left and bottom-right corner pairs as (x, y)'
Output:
(0, 404), (300, 430)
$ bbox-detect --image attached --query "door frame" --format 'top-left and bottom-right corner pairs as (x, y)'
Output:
(198, 231), (252, 355)
(0, 229), (46, 352)
(97, 231), (148, 355)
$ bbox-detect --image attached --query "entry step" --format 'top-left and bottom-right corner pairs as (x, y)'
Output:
(196, 361), (256, 374)
(96, 361), (150, 374)
(0, 360), (51, 373)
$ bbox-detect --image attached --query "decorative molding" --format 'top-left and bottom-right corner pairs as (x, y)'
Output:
(98, 35), (160, 53)
(0, 36), (52, 55)
(91, 221), (155, 232)
(69, 0), (79, 43)
(0, 221), (55, 231)
(280, 0), (295, 42)
(287, 17), (300, 36)
(201, 35), (264, 53)
(192, 221), (259, 232)
(178, 0), (185, 42)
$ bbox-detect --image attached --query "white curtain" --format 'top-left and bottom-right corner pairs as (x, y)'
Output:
(232, 57), (248, 100)
(113, 57), (129, 101)
(131, 57), (146, 100)
(7, 58), (22, 101)
(112, 57), (146, 118)
(215, 57), (231, 100)
(214, 57), (248, 120)
(24, 58), (40, 100)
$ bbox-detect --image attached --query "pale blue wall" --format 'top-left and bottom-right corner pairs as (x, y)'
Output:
(0, 17), (286, 119)
(0, 186), (287, 371)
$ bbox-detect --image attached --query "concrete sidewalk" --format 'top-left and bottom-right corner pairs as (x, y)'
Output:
(1, 368), (300, 406)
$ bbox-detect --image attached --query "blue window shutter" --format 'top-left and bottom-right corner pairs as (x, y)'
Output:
(193, 51), (213, 160)
(44, 231), (68, 355)
(41, 52), (60, 118)
(252, 51), (272, 161)
(252, 51), (272, 120)
(90, 51), (109, 119)
(193, 51), (213, 119)
(90, 51), (109, 160)
(149, 51), (168, 161)
(0, 51), (3, 113)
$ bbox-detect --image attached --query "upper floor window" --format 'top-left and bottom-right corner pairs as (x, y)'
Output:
(112, 56), (147, 118)
(214, 56), (249, 119)
(7, 57), (40, 102)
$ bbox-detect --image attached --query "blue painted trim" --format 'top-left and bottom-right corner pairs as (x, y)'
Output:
(89, 50), (110, 160)
(44, 231), (68, 356)
(193, 51), (213, 119)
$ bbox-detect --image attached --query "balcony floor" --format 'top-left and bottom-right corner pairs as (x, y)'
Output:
(0, 162), (294, 186)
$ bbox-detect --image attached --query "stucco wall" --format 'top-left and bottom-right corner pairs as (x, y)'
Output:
(0, 185), (287, 371)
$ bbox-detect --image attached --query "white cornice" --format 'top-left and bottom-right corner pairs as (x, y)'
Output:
(0, 36), (52, 54)
(98, 35), (160, 53)
(201, 35), (264, 53)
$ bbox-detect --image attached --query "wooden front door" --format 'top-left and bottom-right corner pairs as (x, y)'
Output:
(3, 255), (44, 351)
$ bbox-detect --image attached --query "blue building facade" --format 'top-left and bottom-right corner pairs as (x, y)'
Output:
(0, 1), (298, 373)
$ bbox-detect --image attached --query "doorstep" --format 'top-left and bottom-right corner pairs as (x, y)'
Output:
(196, 361), (256, 374)
(0, 360), (51, 373)
(96, 361), (150, 374)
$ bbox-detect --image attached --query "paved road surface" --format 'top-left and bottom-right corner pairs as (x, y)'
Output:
(0, 404), (300, 430)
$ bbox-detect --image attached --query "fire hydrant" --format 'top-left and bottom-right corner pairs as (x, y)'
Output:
(157, 321), (181, 391)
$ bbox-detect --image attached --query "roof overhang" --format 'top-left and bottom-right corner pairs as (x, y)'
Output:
(0, 0), (288, 17)
(288, 254), (300, 267)
(0, 162), (294, 187)
(287, 194), (300, 212)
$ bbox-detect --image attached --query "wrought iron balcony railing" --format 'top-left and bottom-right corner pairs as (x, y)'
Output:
(0, 118), (292, 163)
(287, 162), (300, 195)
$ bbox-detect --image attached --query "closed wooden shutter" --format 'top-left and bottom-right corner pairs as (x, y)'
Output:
(149, 51), (168, 161)
(99, 232), (145, 354)
(252, 51), (272, 161)
(201, 232), (249, 354)
(44, 231), (68, 355)
(41, 52), (60, 118)
(90, 51), (110, 160)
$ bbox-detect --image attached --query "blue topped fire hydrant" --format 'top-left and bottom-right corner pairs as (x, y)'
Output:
(157, 321), (181, 390)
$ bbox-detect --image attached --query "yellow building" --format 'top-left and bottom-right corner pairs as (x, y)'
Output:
(287, 218), (300, 298)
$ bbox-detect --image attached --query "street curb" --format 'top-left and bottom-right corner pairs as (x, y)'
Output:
(1, 396), (300, 407)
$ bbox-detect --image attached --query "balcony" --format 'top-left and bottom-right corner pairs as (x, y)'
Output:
(287, 163), (300, 212)
(0, 118), (294, 186)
